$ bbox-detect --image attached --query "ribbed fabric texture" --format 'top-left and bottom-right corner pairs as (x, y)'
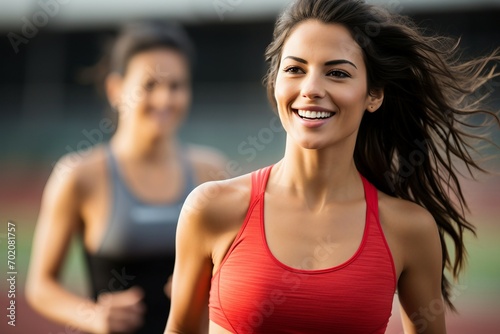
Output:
(209, 165), (396, 334)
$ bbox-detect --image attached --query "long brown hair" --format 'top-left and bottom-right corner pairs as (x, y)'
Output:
(264, 0), (500, 310)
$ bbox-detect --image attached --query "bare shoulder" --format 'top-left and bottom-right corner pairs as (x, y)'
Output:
(185, 144), (231, 182)
(35, 146), (108, 239)
(176, 172), (253, 266)
(49, 145), (107, 195)
(377, 191), (441, 276)
(180, 172), (253, 235)
(378, 191), (438, 243)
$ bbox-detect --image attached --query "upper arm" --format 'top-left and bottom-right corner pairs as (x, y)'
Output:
(26, 155), (83, 293)
(396, 208), (446, 334)
(166, 175), (250, 334)
(166, 182), (219, 333)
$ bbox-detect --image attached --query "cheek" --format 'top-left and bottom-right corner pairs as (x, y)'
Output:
(122, 76), (146, 99)
(274, 75), (295, 109)
(172, 89), (191, 115)
(119, 85), (148, 115)
(273, 78), (292, 132)
(336, 84), (368, 110)
(180, 89), (191, 107)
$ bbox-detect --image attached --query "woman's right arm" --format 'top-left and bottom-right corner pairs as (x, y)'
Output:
(165, 177), (248, 334)
(164, 182), (217, 334)
(25, 155), (144, 333)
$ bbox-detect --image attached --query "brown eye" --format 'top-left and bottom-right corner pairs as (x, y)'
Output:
(170, 82), (180, 91)
(144, 80), (157, 91)
(327, 70), (350, 78)
(284, 66), (304, 74)
(170, 80), (188, 92)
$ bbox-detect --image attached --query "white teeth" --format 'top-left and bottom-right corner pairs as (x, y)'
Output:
(297, 109), (334, 119)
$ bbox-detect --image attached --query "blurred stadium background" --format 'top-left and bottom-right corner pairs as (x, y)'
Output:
(0, 0), (499, 333)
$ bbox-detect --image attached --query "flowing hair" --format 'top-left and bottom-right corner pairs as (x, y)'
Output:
(263, 0), (500, 310)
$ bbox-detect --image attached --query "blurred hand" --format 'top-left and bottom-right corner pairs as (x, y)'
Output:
(164, 275), (173, 299)
(95, 286), (146, 333)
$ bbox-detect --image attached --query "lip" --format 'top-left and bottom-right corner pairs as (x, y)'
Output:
(149, 110), (173, 122)
(292, 106), (335, 113)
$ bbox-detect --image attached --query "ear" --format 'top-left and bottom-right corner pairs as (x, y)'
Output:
(366, 87), (384, 113)
(105, 73), (123, 110)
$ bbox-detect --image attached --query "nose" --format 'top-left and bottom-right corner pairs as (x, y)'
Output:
(150, 84), (172, 108)
(301, 72), (326, 100)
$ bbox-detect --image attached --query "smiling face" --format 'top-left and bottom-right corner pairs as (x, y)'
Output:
(274, 20), (383, 150)
(109, 47), (191, 138)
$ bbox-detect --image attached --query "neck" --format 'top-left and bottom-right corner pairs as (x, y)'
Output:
(110, 126), (177, 162)
(273, 136), (362, 205)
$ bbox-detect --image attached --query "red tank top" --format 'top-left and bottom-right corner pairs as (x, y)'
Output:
(209, 165), (396, 333)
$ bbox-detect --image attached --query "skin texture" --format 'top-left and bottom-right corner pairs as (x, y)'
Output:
(25, 47), (227, 334)
(165, 21), (445, 334)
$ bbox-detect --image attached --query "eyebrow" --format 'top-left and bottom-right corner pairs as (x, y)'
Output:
(283, 56), (357, 69)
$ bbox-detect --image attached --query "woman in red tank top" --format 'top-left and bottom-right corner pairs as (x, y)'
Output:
(165, 1), (499, 333)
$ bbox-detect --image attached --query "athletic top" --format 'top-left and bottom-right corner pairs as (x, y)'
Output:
(209, 165), (396, 334)
(84, 145), (196, 334)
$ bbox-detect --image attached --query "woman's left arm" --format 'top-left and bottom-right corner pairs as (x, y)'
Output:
(397, 209), (446, 334)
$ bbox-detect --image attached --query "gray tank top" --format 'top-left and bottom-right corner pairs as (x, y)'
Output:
(95, 145), (196, 259)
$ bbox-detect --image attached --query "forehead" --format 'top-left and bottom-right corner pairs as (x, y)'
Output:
(282, 20), (364, 63)
(126, 48), (189, 78)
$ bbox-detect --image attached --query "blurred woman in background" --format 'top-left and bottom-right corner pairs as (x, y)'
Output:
(26, 22), (226, 333)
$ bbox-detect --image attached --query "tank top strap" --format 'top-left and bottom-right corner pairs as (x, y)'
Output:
(106, 143), (196, 202)
(251, 165), (274, 199)
(105, 144), (129, 195)
(360, 174), (379, 220)
(105, 144), (118, 175)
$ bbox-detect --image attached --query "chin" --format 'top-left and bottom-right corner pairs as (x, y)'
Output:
(151, 118), (179, 132)
(295, 137), (328, 150)
(146, 125), (174, 140)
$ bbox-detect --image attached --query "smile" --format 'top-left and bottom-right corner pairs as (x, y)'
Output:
(293, 109), (336, 120)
